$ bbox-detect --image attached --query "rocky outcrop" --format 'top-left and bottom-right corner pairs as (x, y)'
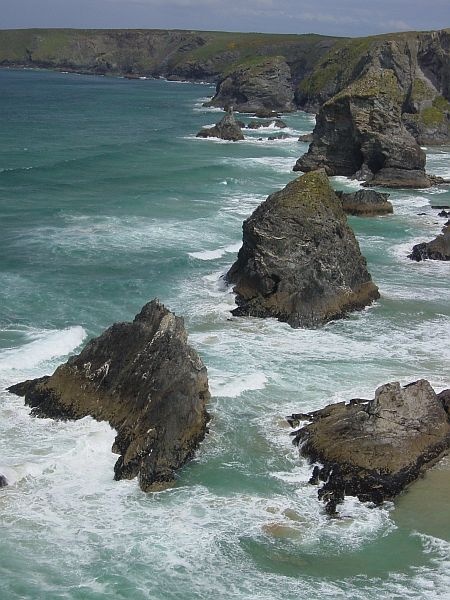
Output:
(0, 475), (7, 487)
(226, 170), (379, 328)
(336, 189), (393, 216)
(196, 110), (244, 141)
(288, 380), (450, 514)
(295, 31), (450, 186)
(206, 57), (296, 113)
(295, 68), (435, 188)
(8, 300), (210, 492)
(409, 222), (450, 261)
(246, 119), (287, 129)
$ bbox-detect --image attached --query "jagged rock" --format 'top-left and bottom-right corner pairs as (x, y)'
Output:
(246, 119), (287, 129)
(8, 300), (210, 492)
(298, 133), (313, 142)
(254, 109), (281, 118)
(438, 210), (450, 218)
(196, 109), (244, 141)
(0, 475), (7, 487)
(439, 389), (450, 415)
(336, 189), (393, 216)
(206, 56), (296, 113)
(226, 170), (379, 328)
(409, 223), (450, 261)
(288, 380), (450, 513)
(294, 68), (434, 188)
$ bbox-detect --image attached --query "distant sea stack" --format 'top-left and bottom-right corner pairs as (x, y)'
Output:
(336, 189), (393, 216)
(196, 109), (244, 141)
(288, 380), (450, 515)
(8, 300), (210, 492)
(226, 170), (379, 328)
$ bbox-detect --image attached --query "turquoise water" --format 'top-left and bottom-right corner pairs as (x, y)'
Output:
(0, 69), (449, 599)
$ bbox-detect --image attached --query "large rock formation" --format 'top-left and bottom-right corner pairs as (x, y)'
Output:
(295, 68), (434, 188)
(226, 170), (379, 328)
(295, 32), (450, 186)
(288, 380), (450, 514)
(196, 110), (244, 141)
(8, 300), (210, 492)
(409, 222), (450, 261)
(205, 57), (296, 113)
(0, 475), (7, 488)
(336, 189), (393, 216)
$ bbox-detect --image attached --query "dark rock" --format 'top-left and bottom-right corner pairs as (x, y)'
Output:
(0, 474), (7, 487)
(226, 170), (379, 328)
(298, 133), (313, 142)
(294, 68), (434, 188)
(438, 210), (450, 218)
(207, 56), (296, 113)
(336, 189), (393, 216)
(438, 389), (450, 416)
(409, 223), (450, 261)
(288, 380), (450, 512)
(196, 109), (244, 141)
(268, 133), (290, 141)
(246, 119), (287, 129)
(8, 300), (210, 492)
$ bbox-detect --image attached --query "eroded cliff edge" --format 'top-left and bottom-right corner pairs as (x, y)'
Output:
(8, 300), (210, 492)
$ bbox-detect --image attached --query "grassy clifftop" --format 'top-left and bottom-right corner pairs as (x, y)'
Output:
(0, 28), (341, 81)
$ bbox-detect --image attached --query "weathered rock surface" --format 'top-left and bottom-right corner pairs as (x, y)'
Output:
(295, 68), (434, 188)
(288, 380), (450, 514)
(336, 189), (393, 216)
(206, 57), (296, 113)
(298, 133), (314, 142)
(226, 170), (379, 328)
(246, 119), (287, 129)
(409, 222), (450, 261)
(196, 110), (244, 141)
(8, 300), (210, 492)
(0, 474), (7, 487)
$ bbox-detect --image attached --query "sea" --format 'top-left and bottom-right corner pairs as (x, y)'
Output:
(0, 69), (449, 600)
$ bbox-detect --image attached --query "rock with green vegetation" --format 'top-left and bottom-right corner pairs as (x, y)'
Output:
(409, 222), (450, 261)
(295, 67), (435, 188)
(196, 109), (244, 141)
(8, 300), (210, 492)
(288, 379), (450, 515)
(206, 56), (296, 113)
(336, 189), (393, 216)
(226, 170), (379, 328)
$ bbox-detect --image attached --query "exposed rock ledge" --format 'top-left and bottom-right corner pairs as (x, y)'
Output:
(336, 189), (393, 216)
(8, 300), (210, 492)
(288, 380), (450, 515)
(409, 222), (450, 261)
(226, 170), (379, 328)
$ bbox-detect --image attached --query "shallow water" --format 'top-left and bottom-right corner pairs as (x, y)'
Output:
(0, 69), (449, 600)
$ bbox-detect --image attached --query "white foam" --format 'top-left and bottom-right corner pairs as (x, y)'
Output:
(208, 369), (268, 398)
(188, 242), (241, 261)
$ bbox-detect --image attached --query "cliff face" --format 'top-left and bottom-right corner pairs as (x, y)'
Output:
(227, 170), (379, 328)
(8, 300), (210, 492)
(295, 32), (450, 186)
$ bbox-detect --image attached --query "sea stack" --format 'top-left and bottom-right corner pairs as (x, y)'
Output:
(409, 222), (450, 261)
(336, 189), (393, 216)
(196, 108), (244, 141)
(226, 170), (379, 327)
(288, 380), (450, 515)
(8, 300), (210, 492)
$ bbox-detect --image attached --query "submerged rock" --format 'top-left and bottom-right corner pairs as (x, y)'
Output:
(226, 170), (379, 328)
(289, 380), (450, 513)
(8, 300), (210, 492)
(409, 223), (450, 261)
(336, 189), (393, 216)
(196, 109), (244, 141)
(0, 474), (7, 487)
